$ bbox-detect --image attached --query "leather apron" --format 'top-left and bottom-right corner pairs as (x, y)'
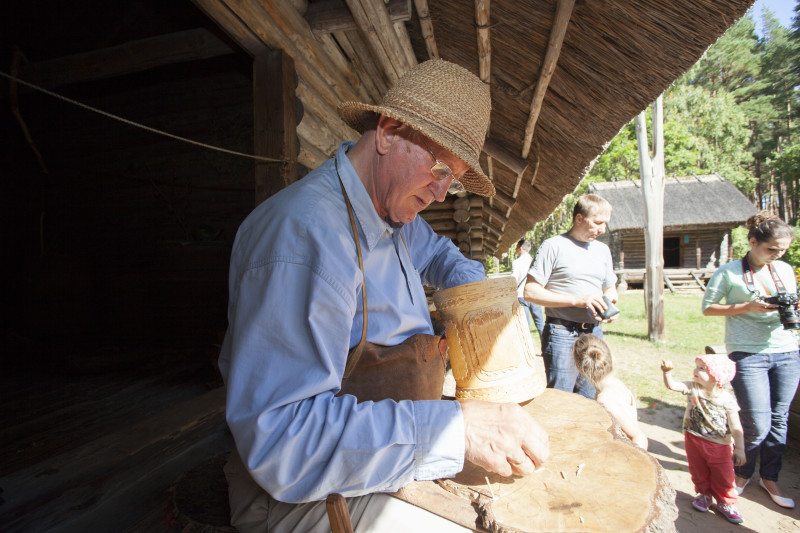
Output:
(335, 158), (447, 403)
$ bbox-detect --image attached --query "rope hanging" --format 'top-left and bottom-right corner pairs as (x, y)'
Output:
(1, 70), (287, 164)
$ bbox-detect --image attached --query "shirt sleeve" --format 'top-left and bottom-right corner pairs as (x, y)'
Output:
(702, 267), (729, 311)
(405, 217), (485, 289)
(601, 245), (617, 289)
(529, 239), (555, 286)
(224, 257), (465, 504)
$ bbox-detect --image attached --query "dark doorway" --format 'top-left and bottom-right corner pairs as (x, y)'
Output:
(664, 237), (681, 267)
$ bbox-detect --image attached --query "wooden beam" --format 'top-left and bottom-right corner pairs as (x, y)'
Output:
(483, 138), (528, 176)
(254, 50), (298, 206)
(490, 189), (516, 210)
(484, 204), (509, 225)
(413, 0), (439, 59)
(190, 0), (271, 57)
(475, 0), (491, 83)
(521, 0), (575, 159)
(307, 0), (411, 34)
(10, 29), (235, 94)
(195, 0), (361, 112)
(333, 30), (389, 98)
(344, 0), (414, 82)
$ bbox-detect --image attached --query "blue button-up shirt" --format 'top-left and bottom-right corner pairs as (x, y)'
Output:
(218, 142), (486, 503)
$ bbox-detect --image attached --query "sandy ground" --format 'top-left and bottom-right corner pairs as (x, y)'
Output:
(639, 405), (800, 532)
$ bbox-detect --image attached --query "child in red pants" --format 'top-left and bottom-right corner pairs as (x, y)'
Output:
(661, 354), (746, 524)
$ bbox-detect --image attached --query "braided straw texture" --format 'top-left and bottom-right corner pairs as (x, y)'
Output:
(338, 59), (494, 197)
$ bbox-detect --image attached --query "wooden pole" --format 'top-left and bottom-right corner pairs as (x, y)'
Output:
(254, 50), (298, 206)
(635, 95), (665, 341)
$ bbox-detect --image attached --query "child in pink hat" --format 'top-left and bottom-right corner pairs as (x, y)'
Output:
(661, 354), (745, 524)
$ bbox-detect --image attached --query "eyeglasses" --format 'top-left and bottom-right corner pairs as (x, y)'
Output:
(421, 139), (465, 195)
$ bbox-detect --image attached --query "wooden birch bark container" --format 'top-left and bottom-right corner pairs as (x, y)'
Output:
(433, 276), (545, 403)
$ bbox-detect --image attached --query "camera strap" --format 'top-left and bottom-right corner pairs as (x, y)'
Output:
(741, 253), (788, 297)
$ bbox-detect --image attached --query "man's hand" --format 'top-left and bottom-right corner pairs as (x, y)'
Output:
(575, 294), (607, 321)
(460, 400), (549, 477)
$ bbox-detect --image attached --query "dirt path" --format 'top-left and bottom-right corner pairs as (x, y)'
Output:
(640, 406), (800, 532)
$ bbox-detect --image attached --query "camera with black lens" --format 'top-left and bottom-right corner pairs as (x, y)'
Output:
(761, 292), (800, 330)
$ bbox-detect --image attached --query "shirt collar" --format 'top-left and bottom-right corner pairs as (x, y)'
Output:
(334, 142), (393, 251)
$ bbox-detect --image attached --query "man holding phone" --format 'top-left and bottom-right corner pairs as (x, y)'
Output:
(523, 193), (619, 399)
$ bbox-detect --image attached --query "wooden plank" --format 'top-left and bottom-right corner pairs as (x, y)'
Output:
(10, 29), (235, 94)
(344, 0), (412, 82)
(307, 0), (411, 34)
(0, 388), (228, 532)
(254, 50), (298, 205)
(521, 0), (575, 159)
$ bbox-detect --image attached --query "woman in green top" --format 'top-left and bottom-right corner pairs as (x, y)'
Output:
(702, 211), (799, 509)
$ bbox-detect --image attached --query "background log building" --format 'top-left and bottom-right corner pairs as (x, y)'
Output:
(591, 176), (758, 291)
(0, 0), (755, 530)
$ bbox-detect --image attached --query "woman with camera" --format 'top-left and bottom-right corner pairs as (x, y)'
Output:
(702, 211), (799, 509)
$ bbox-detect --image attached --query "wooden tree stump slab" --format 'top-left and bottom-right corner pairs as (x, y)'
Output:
(394, 389), (677, 532)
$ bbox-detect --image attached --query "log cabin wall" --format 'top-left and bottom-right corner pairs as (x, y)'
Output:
(2, 10), (263, 372)
(607, 225), (733, 271)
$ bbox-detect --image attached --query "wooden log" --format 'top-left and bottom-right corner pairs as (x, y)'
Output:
(295, 79), (360, 144)
(190, 0), (269, 56)
(334, 30), (390, 97)
(453, 209), (470, 223)
(413, 0), (439, 59)
(8, 29), (235, 97)
(484, 223), (502, 238)
(394, 20), (419, 70)
(307, 0), (411, 34)
(297, 107), (345, 158)
(521, 0), (576, 159)
(314, 33), (372, 103)
(343, 0), (408, 82)
(254, 50), (298, 205)
(394, 389), (677, 532)
(299, 137), (331, 169)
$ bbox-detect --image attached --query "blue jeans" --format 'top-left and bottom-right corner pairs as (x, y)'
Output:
(518, 297), (544, 342)
(542, 320), (602, 399)
(728, 350), (800, 482)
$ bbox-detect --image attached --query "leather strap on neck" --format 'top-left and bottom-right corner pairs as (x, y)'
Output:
(335, 156), (367, 378)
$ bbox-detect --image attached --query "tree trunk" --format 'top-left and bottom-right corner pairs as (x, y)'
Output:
(635, 96), (665, 342)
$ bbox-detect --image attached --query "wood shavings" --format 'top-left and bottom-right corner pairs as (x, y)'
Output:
(580, 516), (585, 523)
(576, 463), (585, 477)
(485, 476), (497, 501)
(560, 470), (566, 479)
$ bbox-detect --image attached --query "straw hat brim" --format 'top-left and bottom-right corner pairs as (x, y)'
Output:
(338, 102), (496, 197)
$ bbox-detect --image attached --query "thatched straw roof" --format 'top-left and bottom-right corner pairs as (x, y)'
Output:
(3, 0), (756, 259)
(591, 176), (758, 232)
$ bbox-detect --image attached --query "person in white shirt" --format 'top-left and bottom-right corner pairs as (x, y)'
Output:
(513, 239), (544, 344)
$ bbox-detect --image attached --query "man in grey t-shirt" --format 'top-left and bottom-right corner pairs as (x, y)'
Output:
(523, 194), (619, 398)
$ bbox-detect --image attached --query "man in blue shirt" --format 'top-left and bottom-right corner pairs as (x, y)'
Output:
(219, 60), (549, 532)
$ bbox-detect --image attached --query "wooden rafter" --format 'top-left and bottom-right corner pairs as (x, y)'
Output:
(520, 0), (575, 160)
(413, 0), (439, 59)
(306, 0), (411, 34)
(343, 0), (415, 83)
(9, 29), (234, 95)
(475, 0), (491, 84)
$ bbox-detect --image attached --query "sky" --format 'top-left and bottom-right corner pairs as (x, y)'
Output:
(751, 0), (795, 31)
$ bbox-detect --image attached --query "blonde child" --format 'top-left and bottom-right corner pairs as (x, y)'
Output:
(661, 355), (746, 524)
(572, 334), (648, 450)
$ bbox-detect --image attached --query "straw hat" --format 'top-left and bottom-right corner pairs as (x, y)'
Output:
(338, 59), (495, 197)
